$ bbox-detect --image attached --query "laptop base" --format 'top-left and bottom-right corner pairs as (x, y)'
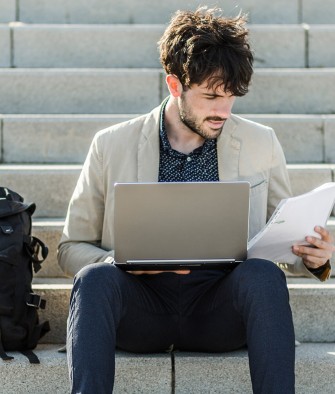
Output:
(114, 260), (242, 271)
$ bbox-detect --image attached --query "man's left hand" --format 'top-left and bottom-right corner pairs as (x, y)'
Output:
(292, 226), (335, 269)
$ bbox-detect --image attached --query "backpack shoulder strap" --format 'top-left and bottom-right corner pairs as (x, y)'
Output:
(24, 236), (49, 273)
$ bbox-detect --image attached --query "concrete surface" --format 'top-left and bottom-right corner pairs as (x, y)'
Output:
(18, 0), (299, 24)
(0, 345), (171, 394)
(246, 115), (324, 163)
(32, 219), (65, 278)
(289, 280), (335, 342)
(0, 25), (10, 67)
(234, 69), (335, 115)
(309, 25), (335, 68)
(287, 164), (334, 196)
(175, 343), (335, 393)
(325, 117), (335, 163)
(0, 165), (80, 217)
(302, 0), (335, 24)
(1, 115), (132, 163)
(13, 24), (163, 68)
(250, 25), (305, 68)
(0, 0), (15, 23)
(0, 69), (161, 114)
(1, 344), (334, 393)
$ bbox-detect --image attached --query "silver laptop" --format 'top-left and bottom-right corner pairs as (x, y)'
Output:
(113, 182), (250, 270)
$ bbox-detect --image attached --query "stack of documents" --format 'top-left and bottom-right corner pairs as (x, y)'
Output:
(247, 183), (335, 264)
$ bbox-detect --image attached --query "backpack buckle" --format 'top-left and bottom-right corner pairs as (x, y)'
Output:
(26, 293), (46, 309)
(0, 225), (13, 234)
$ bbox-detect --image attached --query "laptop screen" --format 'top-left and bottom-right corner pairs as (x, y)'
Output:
(114, 182), (250, 265)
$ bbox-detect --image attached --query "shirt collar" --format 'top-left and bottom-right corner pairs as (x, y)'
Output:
(159, 98), (217, 154)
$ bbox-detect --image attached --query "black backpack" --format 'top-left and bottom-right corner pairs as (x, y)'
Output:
(0, 187), (50, 363)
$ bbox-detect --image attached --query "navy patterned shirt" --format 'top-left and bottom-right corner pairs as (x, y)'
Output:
(158, 100), (219, 182)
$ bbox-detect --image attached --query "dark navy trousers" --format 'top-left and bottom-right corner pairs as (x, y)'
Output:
(67, 259), (295, 393)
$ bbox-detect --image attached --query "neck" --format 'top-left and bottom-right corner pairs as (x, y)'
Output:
(164, 97), (205, 155)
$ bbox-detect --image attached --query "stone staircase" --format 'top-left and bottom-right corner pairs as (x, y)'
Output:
(1, 0), (335, 392)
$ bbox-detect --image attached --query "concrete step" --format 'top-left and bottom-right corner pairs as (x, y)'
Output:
(11, 24), (164, 69)
(1, 163), (334, 217)
(0, 25), (10, 67)
(1, 343), (334, 393)
(309, 25), (335, 67)
(16, 0), (301, 25)
(2, 68), (335, 115)
(32, 219), (66, 278)
(302, 0), (335, 24)
(0, 0), (15, 23)
(0, 164), (79, 217)
(3, 0), (335, 25)
(1, 114), (335, 164)
(0, 345), (171, 394)
(234, 69), (335, 115)
(11, 0), (335, 25)
(175, 343), (335, 393)
(0, 114), (132, 163)
(0, 69), (161, 114)
(32, 217), (335, 279)
(1, 23), (326, 69)
(31, 278), (335, 344)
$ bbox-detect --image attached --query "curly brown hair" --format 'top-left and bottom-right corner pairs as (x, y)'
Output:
(158, 7), (254, 96)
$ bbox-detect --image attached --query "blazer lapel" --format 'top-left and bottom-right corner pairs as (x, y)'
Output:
(217, 116), (241, 181)
(137, 105), (161, 182)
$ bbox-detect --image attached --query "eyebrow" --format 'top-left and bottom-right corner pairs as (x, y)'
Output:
(203, 92), (234, 98)
(202, 93), (222, 98)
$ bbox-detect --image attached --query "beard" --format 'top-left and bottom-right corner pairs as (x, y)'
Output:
(178, 95), (226, 140)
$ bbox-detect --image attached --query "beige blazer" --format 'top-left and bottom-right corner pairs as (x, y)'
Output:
(58, 102), (328, 280)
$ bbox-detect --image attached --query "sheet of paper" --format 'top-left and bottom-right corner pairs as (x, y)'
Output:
(247, 182), (335, 264)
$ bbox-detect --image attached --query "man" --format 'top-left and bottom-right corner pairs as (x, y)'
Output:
(58, 8), (334, 393)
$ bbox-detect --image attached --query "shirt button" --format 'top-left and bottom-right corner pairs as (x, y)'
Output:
(187, 157), (192, 162)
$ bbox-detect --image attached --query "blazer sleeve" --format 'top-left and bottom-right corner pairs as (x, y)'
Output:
(57, 133), (114, 277)
(267, 130), (331, 281)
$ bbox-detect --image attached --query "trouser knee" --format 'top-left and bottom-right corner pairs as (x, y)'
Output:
(235, 258), (289, 302)
(72, 262), (123, 298)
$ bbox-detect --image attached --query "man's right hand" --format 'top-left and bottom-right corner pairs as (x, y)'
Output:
(128, 270), (190, 275)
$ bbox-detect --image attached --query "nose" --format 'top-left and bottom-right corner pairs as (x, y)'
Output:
(214, 97), (235, 119)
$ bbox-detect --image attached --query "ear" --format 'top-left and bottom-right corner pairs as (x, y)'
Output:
(166, 75), (183, 97)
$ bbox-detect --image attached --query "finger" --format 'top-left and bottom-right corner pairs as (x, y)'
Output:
(292, 246), (332, 267)
(175, 270), (191, 274)
(127, 270), (191, 275)
(293, 248), (326, 268)
(304, 236), (335, 252)
(314, 226), (334, 243)
(293, 244), (330, 258)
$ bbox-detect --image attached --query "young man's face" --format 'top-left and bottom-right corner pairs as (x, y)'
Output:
(178, 81), (236, 140)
